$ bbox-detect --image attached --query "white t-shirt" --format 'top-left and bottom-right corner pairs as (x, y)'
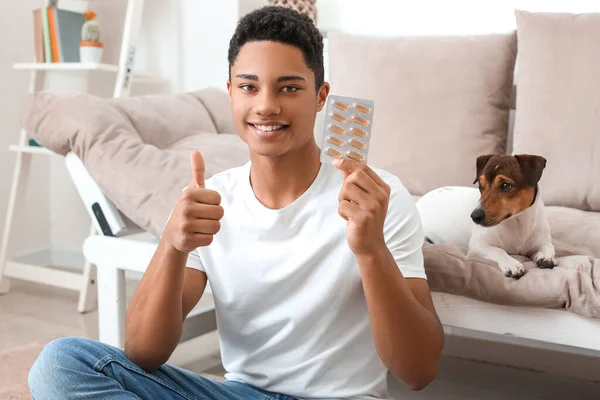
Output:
(186, 161), (427, 399)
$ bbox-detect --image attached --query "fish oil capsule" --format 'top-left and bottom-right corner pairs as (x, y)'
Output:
(328, 124), (346, 135)
(333, 100), (349, 111)
(326, 135), (344, 147)
(350, 127), (368, 139)
(348, 138), (366, 150)
(326, 147), (343, 159)
(351, 115), (369, 127)
(353, 103), (371, 115)
(330, 112), (348, 124)
(347, 150), (365, 162)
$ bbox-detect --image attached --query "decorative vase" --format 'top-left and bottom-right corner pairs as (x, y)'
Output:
(80, 41), (103, 64)
(268, 0), (317, 25)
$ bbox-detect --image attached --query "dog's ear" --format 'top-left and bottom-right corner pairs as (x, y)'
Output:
(514, 154), (547, 187)
(474, 154), (496, 184)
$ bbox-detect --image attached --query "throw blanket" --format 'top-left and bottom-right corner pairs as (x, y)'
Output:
(423, 206), (600, 318)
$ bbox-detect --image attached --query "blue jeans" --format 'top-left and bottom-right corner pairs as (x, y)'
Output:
(28, 337), (297, 400)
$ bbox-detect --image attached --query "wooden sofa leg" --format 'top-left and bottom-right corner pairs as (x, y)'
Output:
(97, 264), (126, 348)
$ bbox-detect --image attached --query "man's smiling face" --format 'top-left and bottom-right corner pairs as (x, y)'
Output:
(227, 40), (329, 158)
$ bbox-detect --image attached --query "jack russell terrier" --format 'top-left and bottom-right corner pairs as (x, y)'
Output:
(416, 154), (557, 279)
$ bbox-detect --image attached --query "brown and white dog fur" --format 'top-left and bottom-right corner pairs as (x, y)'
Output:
(416, 154), (558, 279)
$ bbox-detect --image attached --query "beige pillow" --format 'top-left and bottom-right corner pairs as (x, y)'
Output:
(22, 89), (249, 237)
(327, 31), (517, 195)
(512, 10), (600, 211)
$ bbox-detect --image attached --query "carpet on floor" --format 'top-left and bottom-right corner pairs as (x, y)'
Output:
(0, 340), (45, 400)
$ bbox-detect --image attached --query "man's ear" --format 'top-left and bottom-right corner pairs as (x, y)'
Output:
(226, 80), (232, 97)
(317, 82), (331, 112)
(514, 154), (547, 187)
(474, 154), (496, 184)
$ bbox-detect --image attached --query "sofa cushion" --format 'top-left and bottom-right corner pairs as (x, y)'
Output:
(23, 88), (249, 237)
(327, 31), (517, 196)
(512, 10), (600, 211)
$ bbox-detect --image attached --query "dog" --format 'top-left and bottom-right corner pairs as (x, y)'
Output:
(416, 153), (557, 279)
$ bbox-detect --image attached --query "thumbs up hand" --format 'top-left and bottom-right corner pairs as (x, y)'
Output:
(163, 151), (224, 254)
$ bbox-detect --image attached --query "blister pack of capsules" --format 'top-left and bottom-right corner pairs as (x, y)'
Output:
(320, 95), (374, 164)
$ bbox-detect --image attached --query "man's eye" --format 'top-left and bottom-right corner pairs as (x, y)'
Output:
(281, 86), (298, 92)
(240, 84), (256, 92)
(500, 182), (512, 192)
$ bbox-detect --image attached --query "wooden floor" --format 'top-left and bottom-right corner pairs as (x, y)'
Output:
(2, 278), (600, 399)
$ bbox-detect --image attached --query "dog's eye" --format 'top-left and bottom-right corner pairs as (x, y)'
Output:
(500, 182), (512, 192)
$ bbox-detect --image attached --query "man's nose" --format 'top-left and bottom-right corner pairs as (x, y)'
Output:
(255, 91), (281, 115)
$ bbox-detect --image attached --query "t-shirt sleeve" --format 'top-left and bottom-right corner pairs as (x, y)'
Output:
(384, 177), (427, 280)
(186, 248), (205, 271)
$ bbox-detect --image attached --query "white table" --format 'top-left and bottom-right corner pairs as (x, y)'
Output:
(82, 232), (216, 348)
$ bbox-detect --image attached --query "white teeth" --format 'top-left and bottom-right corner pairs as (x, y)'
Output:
(255, 125), (284, 132)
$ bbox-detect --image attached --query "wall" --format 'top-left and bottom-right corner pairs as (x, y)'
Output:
(0, 0), (51, 259)
(317, 0), (600, 35)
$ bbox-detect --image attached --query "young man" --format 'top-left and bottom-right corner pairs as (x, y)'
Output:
(29, 6), (444, 400)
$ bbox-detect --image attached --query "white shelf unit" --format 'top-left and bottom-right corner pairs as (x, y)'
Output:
(13, 62), (121, 72)
(0, 0), (147, 313)
(13, 62), (158, 81)
(8, 145), (54, 155)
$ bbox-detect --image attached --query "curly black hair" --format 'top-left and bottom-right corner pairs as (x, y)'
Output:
(228, 6), (324, 90)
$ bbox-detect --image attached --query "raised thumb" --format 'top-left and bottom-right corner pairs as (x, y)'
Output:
(189, 150), (205, 188)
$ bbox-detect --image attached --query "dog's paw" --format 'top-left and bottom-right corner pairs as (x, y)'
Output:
(499, 260), (527, 279)
(536, 257), (558, 269)
(533, 251), (558, 269)
(533, 248), (558, 269)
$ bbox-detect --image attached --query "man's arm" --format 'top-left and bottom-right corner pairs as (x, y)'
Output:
(356, 249), (443, 390)
(334, 158), (444, 391)
(124, 243), (206, 372)
(125, 151), (222, 372)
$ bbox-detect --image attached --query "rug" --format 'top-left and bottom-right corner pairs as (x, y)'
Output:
(0, 341), (45, 400)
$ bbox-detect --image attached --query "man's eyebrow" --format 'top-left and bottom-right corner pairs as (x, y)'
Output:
(236, 74), (258, 81)
(234, 74), (306, 82)
(277, 75), (305, 82)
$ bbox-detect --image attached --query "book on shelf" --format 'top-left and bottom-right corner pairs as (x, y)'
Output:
(33, 7), (86, 63)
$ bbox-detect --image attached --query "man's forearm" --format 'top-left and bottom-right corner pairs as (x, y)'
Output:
(356, 245), (444, 389)
(124, 240), (188, 370)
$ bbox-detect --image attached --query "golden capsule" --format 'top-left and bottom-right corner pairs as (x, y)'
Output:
(350, 127), (368, 138)
(328, 124), (346, 135)
(351, 115), (369, 127)
(330, 112), (348, 124)
(353, 103), (371, 115)
(333, 100), (349, 111)
(326, 135), (344, 147)
(326, 147), (343, 159)
(347, 150), (365, 162)
(348, 138), (366, 150)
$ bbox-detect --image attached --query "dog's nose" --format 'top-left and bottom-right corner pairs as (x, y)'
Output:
(471, 208), (485, 224)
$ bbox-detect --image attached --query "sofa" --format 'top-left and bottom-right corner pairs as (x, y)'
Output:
(22, 10), (600, 353)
